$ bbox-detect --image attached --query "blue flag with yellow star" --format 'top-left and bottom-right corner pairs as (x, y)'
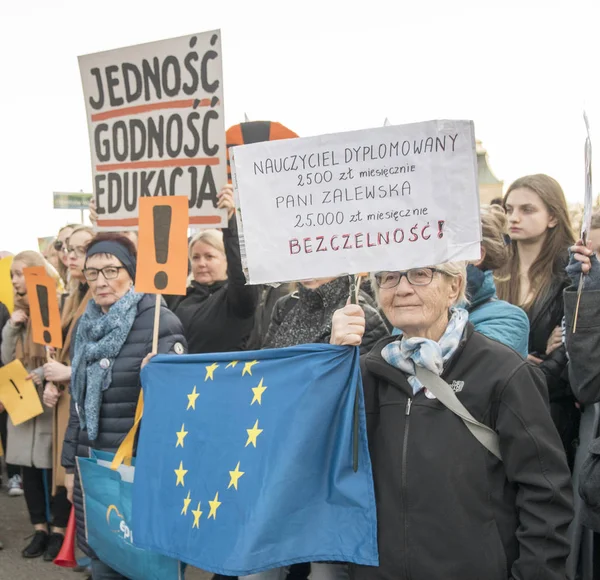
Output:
(131, 344), (378, 575)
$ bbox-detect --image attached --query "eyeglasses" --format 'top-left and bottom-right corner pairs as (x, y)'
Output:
(83, 266), (125, 282)
(53, 240), (64, 251)
(66, 246), (87, 258)
(374, 268), (442, 289)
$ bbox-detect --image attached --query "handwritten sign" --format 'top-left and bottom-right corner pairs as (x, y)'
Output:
(23, 267), (62, 349)
(231, 120), (481, 284)
(79, 30), (227, 231)
(136, 196), (190, 295)
(0, 360), (44, 426)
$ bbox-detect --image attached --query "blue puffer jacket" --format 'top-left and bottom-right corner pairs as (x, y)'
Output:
(391, 268), (529, 358)
(62, 293), (187, 558)
(465, 268), (529, 357)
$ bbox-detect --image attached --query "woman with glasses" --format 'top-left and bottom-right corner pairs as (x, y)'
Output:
(37, 226), (94, 552)
(0, 251), (72, 560)
(53, 224), (78, 285)
(60, 233), (187, 580)
(330, 261), (573, 580)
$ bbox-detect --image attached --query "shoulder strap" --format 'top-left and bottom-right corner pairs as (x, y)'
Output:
(415, 366), (502, 461)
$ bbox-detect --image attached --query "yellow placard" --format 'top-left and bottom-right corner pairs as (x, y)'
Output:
(0, 360), (44, 426)
(0, 256), (13, 314)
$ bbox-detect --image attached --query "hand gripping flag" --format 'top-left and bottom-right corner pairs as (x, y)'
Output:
(131, 344), (378, 576)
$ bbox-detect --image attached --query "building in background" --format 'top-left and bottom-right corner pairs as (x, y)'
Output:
(477, 140), (503, 204)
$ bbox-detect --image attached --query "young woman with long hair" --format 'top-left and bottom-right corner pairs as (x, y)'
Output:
(497, 174), (578, 466)
(0, 251), (71, 560)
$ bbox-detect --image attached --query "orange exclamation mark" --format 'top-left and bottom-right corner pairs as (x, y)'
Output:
(36, 284), (52, 343)
(153, 206), (172, 291)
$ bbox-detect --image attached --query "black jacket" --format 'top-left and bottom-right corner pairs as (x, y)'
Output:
(352, 326), (573, 580)
(527, 266), (579, 467)
(171, 218), (258, 353)
(61, 294), (187, 557)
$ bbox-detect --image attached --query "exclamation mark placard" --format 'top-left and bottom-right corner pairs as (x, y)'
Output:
(36, 284), (52, 343)
(136, 197), (190, 296)
(153, 205), (172, 290)
(23, 267), (62, 349)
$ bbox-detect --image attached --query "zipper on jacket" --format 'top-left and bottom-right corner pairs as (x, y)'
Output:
(401, 398), (412, 579)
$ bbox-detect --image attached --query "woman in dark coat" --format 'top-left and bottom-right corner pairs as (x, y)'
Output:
(564, 241), (600, 580)
(171, 185), (258, 353)
(61, 233), (187, 580)
(331, 262), (572, 580)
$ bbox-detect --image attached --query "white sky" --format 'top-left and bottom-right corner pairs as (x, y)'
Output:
(0, 0), (598, 253)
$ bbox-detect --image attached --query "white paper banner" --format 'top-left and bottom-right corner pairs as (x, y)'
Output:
(79, 30), (227, 231)
(231, 120), (482, 284)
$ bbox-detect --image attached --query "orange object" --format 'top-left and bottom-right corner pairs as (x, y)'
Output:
(54, 507), (77, 568)
(226, 121), (299, 182)
(135, 196), (190, 295)
(23, 267), (62, 349)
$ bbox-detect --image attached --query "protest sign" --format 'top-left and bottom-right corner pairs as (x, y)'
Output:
(0, 256), (14, 314)
(136, 196), (189, 295)
(0, 360), (44, 426)
(231, 120), (481, 285)
(23, 267), (62, 349)
(79, 30), (227, 231)
(37, 236), (55, 255)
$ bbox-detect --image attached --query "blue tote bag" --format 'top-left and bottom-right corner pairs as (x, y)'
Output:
(77, 393), (184, 580)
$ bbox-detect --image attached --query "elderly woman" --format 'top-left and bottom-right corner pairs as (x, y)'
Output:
(330, 262), (573, 580)
(61, 233), (187, 580)
(171, 185), (258, 353)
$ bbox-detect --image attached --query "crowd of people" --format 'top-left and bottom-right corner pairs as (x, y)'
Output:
(1, 175), (600, 580)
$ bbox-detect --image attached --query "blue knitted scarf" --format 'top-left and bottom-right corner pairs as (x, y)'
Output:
(70, 290), (144, 440)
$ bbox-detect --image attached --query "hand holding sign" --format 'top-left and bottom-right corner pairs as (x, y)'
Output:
(0, 360), (44, 425)
(23, 267), (62, 349)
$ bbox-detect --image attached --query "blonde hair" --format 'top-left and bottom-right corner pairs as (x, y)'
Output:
(480, 205), (510, 271)
(189, 229), (225, 256)
(12, 251), (65, 294)
(61, 225), (95, 332)
(370, 261), (467, 306)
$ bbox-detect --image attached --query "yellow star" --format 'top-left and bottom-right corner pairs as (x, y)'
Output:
(181, 491), (192, 515)
(176, 424), (188, 448)
(228, 462), (245, 491)
(208, 492), (221, 520)
(187, 386), (199, 410)
(242, 360), (259, 376)
(174, 461), (188, 487)
(251, 378), (268, 405)
(245, 420), (263, 448)
(205, 363), (219, 381)
(192, 502), (203, 528)
(226, 361), (239, 369)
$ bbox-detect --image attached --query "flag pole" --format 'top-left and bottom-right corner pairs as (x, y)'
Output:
(349, 274), (363, 473)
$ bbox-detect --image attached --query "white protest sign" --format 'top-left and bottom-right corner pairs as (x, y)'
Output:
(79, 30), (227, 231)
(231, 120), (481, 284)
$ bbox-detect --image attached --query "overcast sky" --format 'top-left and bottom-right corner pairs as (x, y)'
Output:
(0, 0), (597, 253)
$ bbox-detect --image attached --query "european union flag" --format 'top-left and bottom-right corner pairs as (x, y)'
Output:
(131, 344), (378, 576)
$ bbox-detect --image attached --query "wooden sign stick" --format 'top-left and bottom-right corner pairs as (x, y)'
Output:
(152, 294), (160, 355)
